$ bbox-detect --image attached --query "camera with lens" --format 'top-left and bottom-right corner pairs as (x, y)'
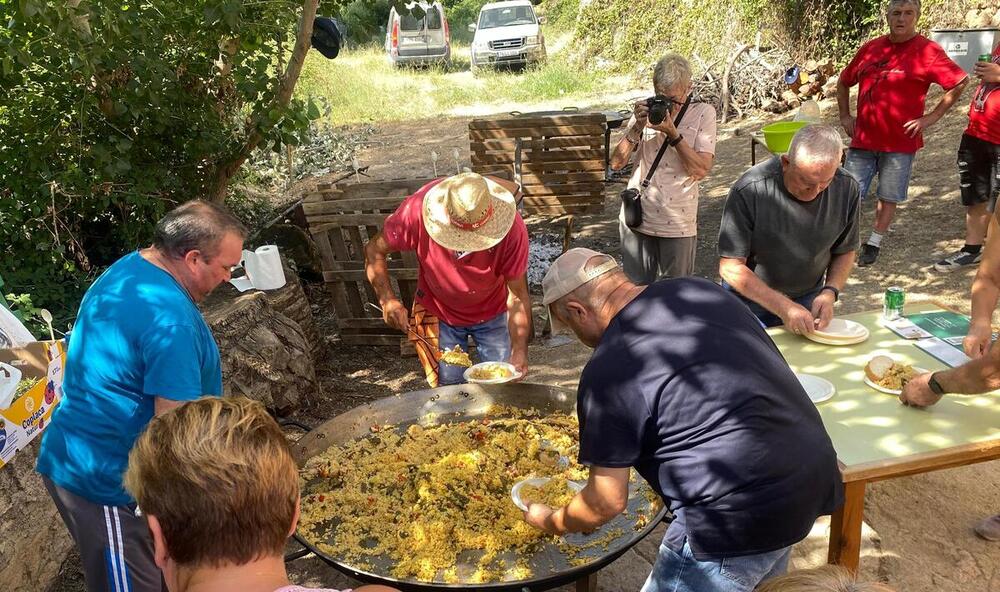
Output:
(645, 95), (671, 125)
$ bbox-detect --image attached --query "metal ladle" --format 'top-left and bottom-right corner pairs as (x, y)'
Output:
(365, 302), (465, 363)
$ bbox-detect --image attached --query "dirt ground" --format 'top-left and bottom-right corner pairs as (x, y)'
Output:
(284, 93), (999, 592)
(45, 94), (1000, 591)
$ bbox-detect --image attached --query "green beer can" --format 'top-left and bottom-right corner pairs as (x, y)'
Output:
(980, 54), (994, 63)
(883, 287), (905, 321)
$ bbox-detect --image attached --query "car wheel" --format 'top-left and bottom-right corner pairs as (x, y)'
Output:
(470, 59), (480, 75)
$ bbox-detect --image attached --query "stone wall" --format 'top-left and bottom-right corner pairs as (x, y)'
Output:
(0, 440), (73, 592)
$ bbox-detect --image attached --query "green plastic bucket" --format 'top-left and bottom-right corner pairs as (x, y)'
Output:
(762, 121), (808, 153)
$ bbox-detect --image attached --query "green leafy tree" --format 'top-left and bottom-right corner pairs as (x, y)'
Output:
(0, 0), (318, 322)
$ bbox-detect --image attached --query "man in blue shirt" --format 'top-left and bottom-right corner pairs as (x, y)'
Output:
(530, 248), (843, 592)
(36, 200), (246, 592)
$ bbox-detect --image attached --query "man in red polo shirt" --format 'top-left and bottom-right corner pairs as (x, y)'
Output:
(837, 0), (968, 267)
(365, 172), (530, 386)
(934, 40), (1000, 272)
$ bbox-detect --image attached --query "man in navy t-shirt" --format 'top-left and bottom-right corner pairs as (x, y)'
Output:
(36, 200), (246, 592)
(530, 247), (843, 592)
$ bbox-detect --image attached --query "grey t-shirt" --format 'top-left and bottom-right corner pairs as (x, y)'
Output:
(718, 158), (860, 298)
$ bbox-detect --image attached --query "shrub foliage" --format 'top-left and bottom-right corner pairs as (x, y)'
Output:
(0, 0), (319, 322)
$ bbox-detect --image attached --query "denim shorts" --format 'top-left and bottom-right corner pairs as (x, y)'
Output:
(640, 539), (791, 592)
(844, 148), (915, 203)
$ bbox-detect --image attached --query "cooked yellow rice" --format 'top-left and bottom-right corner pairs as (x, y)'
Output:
(298, 406), (660, 583)
(439, 346), (472, 367)
(519, 478), (576, 509)
(468, 363), (513, 380)
(877, 363), (916, 390)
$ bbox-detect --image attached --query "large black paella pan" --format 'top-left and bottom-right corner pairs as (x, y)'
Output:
(290, 383), (667, 592)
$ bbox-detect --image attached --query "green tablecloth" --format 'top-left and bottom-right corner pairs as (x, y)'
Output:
(768, 305), (1000, 469)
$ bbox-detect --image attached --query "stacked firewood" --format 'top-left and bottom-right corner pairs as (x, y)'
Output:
(691, 47), (840, 120)
(774, 59), (839, 112)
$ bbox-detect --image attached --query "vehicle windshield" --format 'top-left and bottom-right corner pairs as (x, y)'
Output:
(478, 6), (536, 29)
(399, 13), (424, 31)
(399, 4), (443, 31)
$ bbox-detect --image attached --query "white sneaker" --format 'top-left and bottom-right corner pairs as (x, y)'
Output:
(933, 250), (982, 273)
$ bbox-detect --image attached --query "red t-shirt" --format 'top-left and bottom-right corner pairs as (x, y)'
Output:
(382, 179), (529, 327)
(965, 44), (1000, 145)
(841, 34), (968, 153)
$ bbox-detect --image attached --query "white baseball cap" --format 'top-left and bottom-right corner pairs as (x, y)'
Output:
(542, 248), (619, 333)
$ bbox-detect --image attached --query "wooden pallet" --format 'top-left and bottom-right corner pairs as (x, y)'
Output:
(302, 177), (433, 346)
(302, 171), (511, 347)
(469, 113), (607, 215)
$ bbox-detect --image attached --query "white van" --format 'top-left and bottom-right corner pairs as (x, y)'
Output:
(385, 2), (451, 67)
(468, 0), (546, 72)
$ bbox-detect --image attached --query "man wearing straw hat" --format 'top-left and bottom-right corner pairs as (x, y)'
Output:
(527, 247), (843, 592)
(365, 172), (530, 386)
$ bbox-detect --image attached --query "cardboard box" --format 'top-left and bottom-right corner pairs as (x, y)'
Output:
(0, 341), (65, 470)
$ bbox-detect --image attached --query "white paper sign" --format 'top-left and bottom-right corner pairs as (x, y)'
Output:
(0, 308), (35, 349)
(945, 41), (969, 56)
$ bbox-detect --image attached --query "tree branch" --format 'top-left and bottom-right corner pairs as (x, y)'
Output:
(207, 0), (318, 202)
(721, 43), (751, 124)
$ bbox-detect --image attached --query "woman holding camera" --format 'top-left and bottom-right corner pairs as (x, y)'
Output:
(610, 53), (717, 283)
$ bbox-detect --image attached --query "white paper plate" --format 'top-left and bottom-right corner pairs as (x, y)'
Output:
(803, 319), (870, 346)
(464, 362), (522, 384)
(511, 477), (584, 512)
(796, 373), (836, 404)
(864, 367), (927, 396)
(811, 318), (869, 340)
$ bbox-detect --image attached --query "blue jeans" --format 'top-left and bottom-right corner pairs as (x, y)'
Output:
(640, 539), (791, 592)
(844, 149), (915, 203)
(721, 282), (821, 328)
(437, 312), (511, 385)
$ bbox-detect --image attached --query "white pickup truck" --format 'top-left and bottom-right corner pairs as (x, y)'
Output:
(468, 0), (546, 73)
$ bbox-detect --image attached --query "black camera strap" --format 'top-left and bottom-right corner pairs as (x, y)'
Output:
(641, 94), (692, 191)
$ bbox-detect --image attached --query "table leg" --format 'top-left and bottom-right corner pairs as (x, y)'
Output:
(827, 480), (866, 573)
(750, 137), (757, 166)
(604, 128), (613, 181)
(575, 573), (597, 592)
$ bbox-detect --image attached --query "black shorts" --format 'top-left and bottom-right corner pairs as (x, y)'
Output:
(958, 133), (1000, 209)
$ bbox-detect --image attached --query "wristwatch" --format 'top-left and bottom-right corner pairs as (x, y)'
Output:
(928, 372), (946, 395)
(667, 133), (684, 147)
(819, 285), (840, 301)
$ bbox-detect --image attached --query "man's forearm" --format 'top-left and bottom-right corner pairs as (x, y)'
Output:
(929, 78), (969, 118)
(970, 268), (1000, 330)
(507, 286), (531, 355)
(364, 247), (398, 305)
(544, 487), (622, 534)
(720, 260), (795, 317)
(824, 251), (855, 291)
(936, 351), (1000, 395)
(836, 82), (852, 118)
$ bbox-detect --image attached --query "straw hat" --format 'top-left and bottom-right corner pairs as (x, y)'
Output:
(422, 172), (517, 252)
